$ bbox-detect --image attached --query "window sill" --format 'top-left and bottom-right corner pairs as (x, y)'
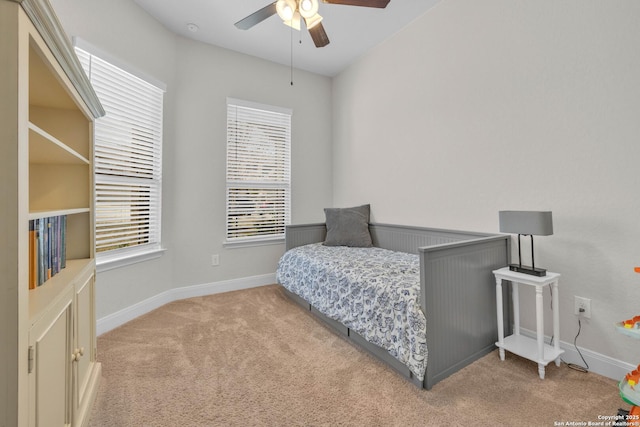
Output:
(96, 246), (166, 273)
(223, 237), (284, 249)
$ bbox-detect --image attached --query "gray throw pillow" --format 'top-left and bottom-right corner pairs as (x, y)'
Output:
(323, 204), (373, 247)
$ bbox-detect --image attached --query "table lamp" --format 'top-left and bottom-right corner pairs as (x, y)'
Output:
(499, 210), (553, 277)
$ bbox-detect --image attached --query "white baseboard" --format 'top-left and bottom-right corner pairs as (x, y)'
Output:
(96, 273), (276, 335)
(518, 326), (634, 381)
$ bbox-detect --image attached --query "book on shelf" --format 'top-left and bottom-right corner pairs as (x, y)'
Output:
(29, 215), (67, 288)
(29, 220), (36, 290)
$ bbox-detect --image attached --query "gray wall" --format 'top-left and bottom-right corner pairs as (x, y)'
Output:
(51, 0), (333, 318)
(170, 38), (332, 288)
(332, 0), (640, 364)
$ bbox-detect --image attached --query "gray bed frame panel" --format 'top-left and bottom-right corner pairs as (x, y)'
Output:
(281, 222), (511, 390)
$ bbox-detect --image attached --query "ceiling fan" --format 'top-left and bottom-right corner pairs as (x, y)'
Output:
(234, 0), (391, 48)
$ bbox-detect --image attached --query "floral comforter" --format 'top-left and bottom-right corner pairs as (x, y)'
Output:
(276, 243), (427, 380)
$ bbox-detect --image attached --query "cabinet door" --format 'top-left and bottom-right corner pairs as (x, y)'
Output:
(73, 269), (96, 426)
(29, 294), (73, 427)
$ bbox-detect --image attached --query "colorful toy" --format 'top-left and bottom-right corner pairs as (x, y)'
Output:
(616, 269), (640, 417)
(627, 367), (640, 388)
(624, 316), (640, 329)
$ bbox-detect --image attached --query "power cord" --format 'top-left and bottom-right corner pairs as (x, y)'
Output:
(565, 318), (589, 373)
(548, 286), (589, 373)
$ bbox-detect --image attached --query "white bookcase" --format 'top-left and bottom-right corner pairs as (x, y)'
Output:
(0, 0), (104, 425)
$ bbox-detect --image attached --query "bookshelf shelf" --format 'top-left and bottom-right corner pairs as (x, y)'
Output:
(28, 122), (90, 165)
(29, 208), (90, 220)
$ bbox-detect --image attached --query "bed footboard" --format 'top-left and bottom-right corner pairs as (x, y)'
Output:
(420, 236), (510, 389)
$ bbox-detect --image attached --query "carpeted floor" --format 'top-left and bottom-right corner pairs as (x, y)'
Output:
(89, 285), (622, 426)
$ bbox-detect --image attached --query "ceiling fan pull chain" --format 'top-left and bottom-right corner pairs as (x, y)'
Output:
(290, 21), (294, 86)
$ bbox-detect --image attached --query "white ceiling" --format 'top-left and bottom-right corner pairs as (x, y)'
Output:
(133, 0), (441, 77)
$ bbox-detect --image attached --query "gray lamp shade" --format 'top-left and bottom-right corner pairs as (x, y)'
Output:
(499, 211), (553, 236)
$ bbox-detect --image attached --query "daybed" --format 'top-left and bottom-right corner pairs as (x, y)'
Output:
(277, 217), (512, 390)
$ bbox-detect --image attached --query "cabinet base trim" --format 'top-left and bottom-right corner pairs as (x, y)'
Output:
(76, 363), (101, 427)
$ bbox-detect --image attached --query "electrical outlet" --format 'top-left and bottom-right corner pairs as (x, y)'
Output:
(211, 254), (219, 266)
(574, 296), (591, 318)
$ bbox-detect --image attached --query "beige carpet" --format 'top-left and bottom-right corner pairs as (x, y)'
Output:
(89, 285), (622, 426)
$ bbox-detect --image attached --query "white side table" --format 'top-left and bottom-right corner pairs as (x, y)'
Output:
(494, 267), (564, 379)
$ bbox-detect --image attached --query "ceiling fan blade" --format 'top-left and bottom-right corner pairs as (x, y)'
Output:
(234, 2), (278, 30)
(307, 21), (330, 47)
(322, 0), (390, 8)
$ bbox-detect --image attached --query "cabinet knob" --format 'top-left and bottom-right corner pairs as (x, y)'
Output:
(71, 348), (84, 362)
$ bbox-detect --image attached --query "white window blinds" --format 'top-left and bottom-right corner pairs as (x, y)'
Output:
(75, 47), (164, 255)
(226, 98), (291, 243)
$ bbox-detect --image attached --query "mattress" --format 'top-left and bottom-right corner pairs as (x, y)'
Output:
(276, 243), (427, 380)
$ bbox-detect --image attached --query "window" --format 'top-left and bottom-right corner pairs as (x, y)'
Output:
(75, 44), (164, 266)
(226, 98), (291, 244)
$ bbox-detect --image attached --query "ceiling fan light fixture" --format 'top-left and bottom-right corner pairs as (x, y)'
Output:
(304, 13), (323, 29)
(283, 10), (302, 31)
(237, 0), (388, 49)
(299, 0), (319, 19)
(276, 0), (297, 21)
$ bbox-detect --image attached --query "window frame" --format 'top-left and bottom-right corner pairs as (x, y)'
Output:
(74, 39), (166, 271)
(225, 97), (292, 247)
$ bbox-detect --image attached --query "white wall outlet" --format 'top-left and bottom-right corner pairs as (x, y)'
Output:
(574, 296), (591, 318)
(211, 254), (220, 266)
